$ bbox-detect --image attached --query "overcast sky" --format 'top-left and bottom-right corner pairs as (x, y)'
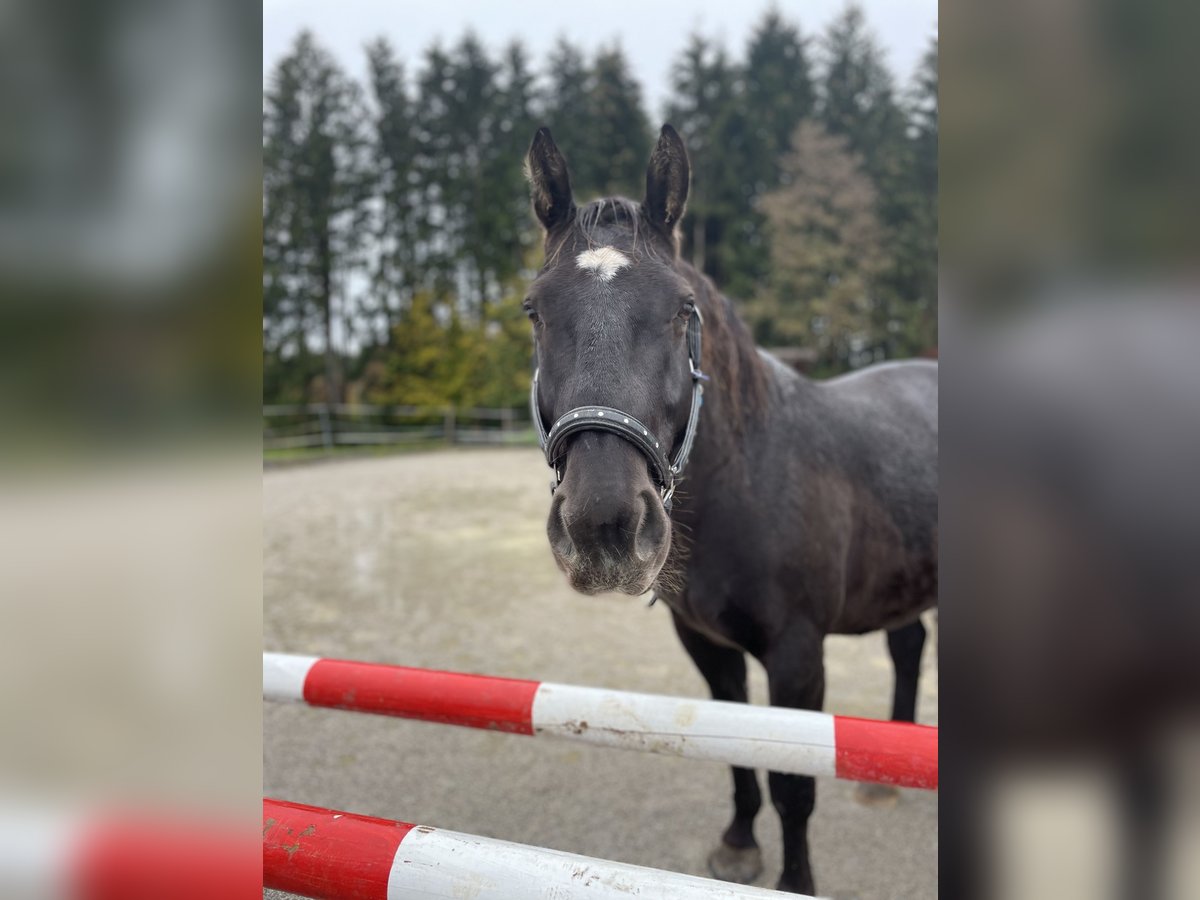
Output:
(263, 0), (937, 120)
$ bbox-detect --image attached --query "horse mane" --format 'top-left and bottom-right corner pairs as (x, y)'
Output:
(682, 262), (769, 429)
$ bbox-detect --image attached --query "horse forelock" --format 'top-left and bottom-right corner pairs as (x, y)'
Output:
(545, 197), (663, 267)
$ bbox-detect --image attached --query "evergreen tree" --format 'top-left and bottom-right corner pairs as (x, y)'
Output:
(721, 11), (818, 298)
(263, 30), (373, 403)
(585, 45), (652, 198)
(367, 34), (537, 409)
(367, 37), (417, 345)
(909, 37), (938, 202)
(750, 121), (886, 372)
(886, 36), (938, 358)
(744, 10), (816, 185)
(541, 38), (601, 197)
(818, 4), (908, 192)
(666, 36), (742, 284)
(448, 33), (501, 314)
(481, 41), (539, 293)
(666, 15), (817, 298)
(818, 6), (935, 363)
(411, 34), (533, 320)
(412, 42), (464, 304)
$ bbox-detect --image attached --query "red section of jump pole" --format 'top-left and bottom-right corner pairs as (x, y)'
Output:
(73, 811), (261, 900)
(833, 715), (938, 789)
(264, 798), (414, 900)
(303, 658), (540, 735)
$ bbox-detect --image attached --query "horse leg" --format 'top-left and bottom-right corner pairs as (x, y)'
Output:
(672, 612), (764, 884)
(764, 623), (825, 895)
(888, 617), (927, 722)
(856, 618), (927, 806)
(1116, 747), (1168, 900)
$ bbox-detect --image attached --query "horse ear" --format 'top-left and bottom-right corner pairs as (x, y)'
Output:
(644, 124), (690, 234)
(526, 127), (575, 232)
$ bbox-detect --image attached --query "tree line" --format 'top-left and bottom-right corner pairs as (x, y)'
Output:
(263, 5), (938, 408)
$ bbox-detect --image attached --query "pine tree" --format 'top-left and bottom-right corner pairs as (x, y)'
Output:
(263, 30), (373, 403)
(910, 38), (937, 202)
(716, 11), (818, 299)
(481, 41), (539, 294)
(541, 38), (600, 197)
(664, 15), (817, 299)
(886, 36), (938, 358)
(412, 42), (462, 304)
(744, 10), (816, 185)
(666, 36), (743, 283)
(818, 6), (934, 363)
(457, 34), (500, 315)
(586, 45), (652, 198)
(818, 4), (907, 192)
(367, 37), (417, 345)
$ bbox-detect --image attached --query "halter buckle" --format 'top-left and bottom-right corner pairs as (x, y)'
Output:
(661, 481), (676, 510)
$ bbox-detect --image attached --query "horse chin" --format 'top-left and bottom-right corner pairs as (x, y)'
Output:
(556, 554), (666, 598)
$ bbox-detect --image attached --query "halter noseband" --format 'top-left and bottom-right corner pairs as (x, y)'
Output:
(530, 308), (706, 511)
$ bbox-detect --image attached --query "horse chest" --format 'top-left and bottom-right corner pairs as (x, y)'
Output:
(665, 594), (750, 652)
(659, 562), (771, 656)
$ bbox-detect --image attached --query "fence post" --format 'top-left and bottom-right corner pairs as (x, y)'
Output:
(317, 404), (334, 451)
(443, 406), (457, 445)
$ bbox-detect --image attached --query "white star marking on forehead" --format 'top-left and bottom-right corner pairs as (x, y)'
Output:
(575, 246), (631, 282)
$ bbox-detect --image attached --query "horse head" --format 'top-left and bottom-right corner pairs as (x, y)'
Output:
(525, 124), (701, 596)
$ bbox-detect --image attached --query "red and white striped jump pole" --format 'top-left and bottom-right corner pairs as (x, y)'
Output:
(0, 806), (259, 899)
(264, 653), (937, 790)
(264, 797), (800, 899)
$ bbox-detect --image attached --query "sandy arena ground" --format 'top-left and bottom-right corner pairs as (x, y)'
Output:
(263, 448), (937, 899)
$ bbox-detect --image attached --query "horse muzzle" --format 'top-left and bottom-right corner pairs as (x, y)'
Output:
(545, 436), (671, 596)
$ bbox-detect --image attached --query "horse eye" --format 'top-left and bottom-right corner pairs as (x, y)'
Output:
(523, 299), (542, 325)
(678, 299), (696, 320)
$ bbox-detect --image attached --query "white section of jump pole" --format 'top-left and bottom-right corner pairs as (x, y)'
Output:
(531, 682), (838, 777)
(389, 825), (804, 900)
(263, 651), (317, 701)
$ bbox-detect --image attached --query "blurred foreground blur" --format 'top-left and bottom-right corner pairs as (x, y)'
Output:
(0, 0), (261, 896)
(943, 0), (1200, 898)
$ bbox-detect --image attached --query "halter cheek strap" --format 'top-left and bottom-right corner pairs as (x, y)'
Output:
(530, 308), (706, 510)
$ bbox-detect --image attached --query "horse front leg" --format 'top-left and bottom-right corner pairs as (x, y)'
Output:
(671, 611), (765, 885)
(763, 622), (826, 895)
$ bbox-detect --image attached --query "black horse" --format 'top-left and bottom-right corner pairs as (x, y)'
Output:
(524, 124), (937, 894)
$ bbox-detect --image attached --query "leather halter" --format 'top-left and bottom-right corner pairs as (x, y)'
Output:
(530, 308), (706, 511)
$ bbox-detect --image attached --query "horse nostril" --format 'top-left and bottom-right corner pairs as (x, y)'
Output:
(634, 491), (668, 562)
(547, 493), (575, 560)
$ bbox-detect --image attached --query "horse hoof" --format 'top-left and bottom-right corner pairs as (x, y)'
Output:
(707, 842), (763, 884)
(854, 781), (901, 807)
